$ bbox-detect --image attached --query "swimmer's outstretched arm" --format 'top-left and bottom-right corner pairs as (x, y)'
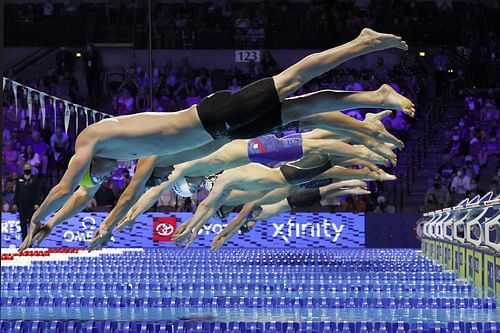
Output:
(175, 140), (249, 177)
(24, 186), (99, 250)
(116, 142), (248, 232)
(87, 156), (158, 250)
(211, 186), (297, 250)
(115, 168), (184, 232)
(19, 144), (94, 252)
(259, 185), (371, 219)
(213, 181), (371, 249)
(172, 175), (235, 247)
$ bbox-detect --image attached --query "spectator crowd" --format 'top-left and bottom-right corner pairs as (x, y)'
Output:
(5, 0), (500, 52)
(3, 0), (500, 215)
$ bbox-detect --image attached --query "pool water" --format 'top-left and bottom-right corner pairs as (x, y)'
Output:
(0, 248), (498, 332)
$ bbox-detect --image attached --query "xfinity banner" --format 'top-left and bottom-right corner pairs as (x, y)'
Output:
(1, 212), (364, 248)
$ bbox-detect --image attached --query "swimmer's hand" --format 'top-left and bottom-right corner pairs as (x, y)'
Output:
(18, 221), (43, 252)
(116, 187), (164, 232)
(116, 207), (140, 233)
(172, 219), (195, 245)
(19, 222), (53, 252)
(87, 225), (113, 251)
(211, 204), (255, 250)
(211, 228), (236, 251)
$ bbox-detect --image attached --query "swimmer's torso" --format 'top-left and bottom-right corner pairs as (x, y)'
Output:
(85, 108), (211, 160)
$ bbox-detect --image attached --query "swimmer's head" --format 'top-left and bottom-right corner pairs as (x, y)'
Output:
(240, 220), (257, 233)
(185, 176), (205, 189)
(90, 157), (118, 183)
(145, 166), (174, 189)
(202, 173), (221, 192)
(172, 176), (199, 197)
(214, 205), (234, 220)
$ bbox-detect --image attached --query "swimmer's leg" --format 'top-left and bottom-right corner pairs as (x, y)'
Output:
(272, 28), (408, 101)
(281, 84), (415, 125)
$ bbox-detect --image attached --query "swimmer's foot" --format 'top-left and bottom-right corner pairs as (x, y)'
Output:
(358, 146), (389, 166)
(377, 84), (415, 117)
(358, 28), (409, 52)
(336, 179), (368, 190)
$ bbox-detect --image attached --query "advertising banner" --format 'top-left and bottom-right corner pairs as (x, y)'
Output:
(1, 212), (365, 249)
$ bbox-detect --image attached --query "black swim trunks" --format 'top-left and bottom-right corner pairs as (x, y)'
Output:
(196, 77), (283, 140)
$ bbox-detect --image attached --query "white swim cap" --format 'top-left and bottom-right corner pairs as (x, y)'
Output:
(172, 177), (196, 197)
(203, 174), (218, 192)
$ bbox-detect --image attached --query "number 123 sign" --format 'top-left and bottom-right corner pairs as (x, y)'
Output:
(235, 50), (260, 63)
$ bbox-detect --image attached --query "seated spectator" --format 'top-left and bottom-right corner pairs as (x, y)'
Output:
(43, 0), (54, 19)
(158, 189), (176, 209)
(486, 135), (500, 154)
(92, 181), (116, 209)
(373, 196), (395, 213)
(119, 69), (139, 97)
(116, 169), (132, 195)
(181, 25), (195, 49)
(243, 60), (262, 82)
(29, 131), (49, 175)
(424, 176), (451, 208)
(246, 21), (265, 48)
(64, 0), (80, 14)
(451, 168), (471, 204)
(389, 110), (410, 133)
(146, 98), (165, 113)
(194, 69), (213, 96)
(50, 126), (70, 153)
(261, 50), (277, 76)
(3, 140), (19, 175)
(35, 77), (50, 93)
(464, 155), (479, 178)
(234, 10), (250, 30)
(51, 75), (71, 99)
(135, 67), (149, 90)
(118, 89), (135, 114)
(177, 197), (196, 212)
(424, 194), (441, 212)
(49, 126), (70, 178)
(2, 180), (16, 212)
(177, 57), (195, 81)
(135, 87), (149, 113)
(3, 129), (11, 142)
(19, 144), (41, 176)
(228, 77), (241, 92)
(109, 95), (128, 116)
(185, 88), (202, 107)
(226, 65), (242, 81)
(345, 75), (363, 91)
(480, 99), (499, 127)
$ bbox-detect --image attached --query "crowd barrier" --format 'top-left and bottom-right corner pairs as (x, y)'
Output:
(420, 192), (500, 298)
